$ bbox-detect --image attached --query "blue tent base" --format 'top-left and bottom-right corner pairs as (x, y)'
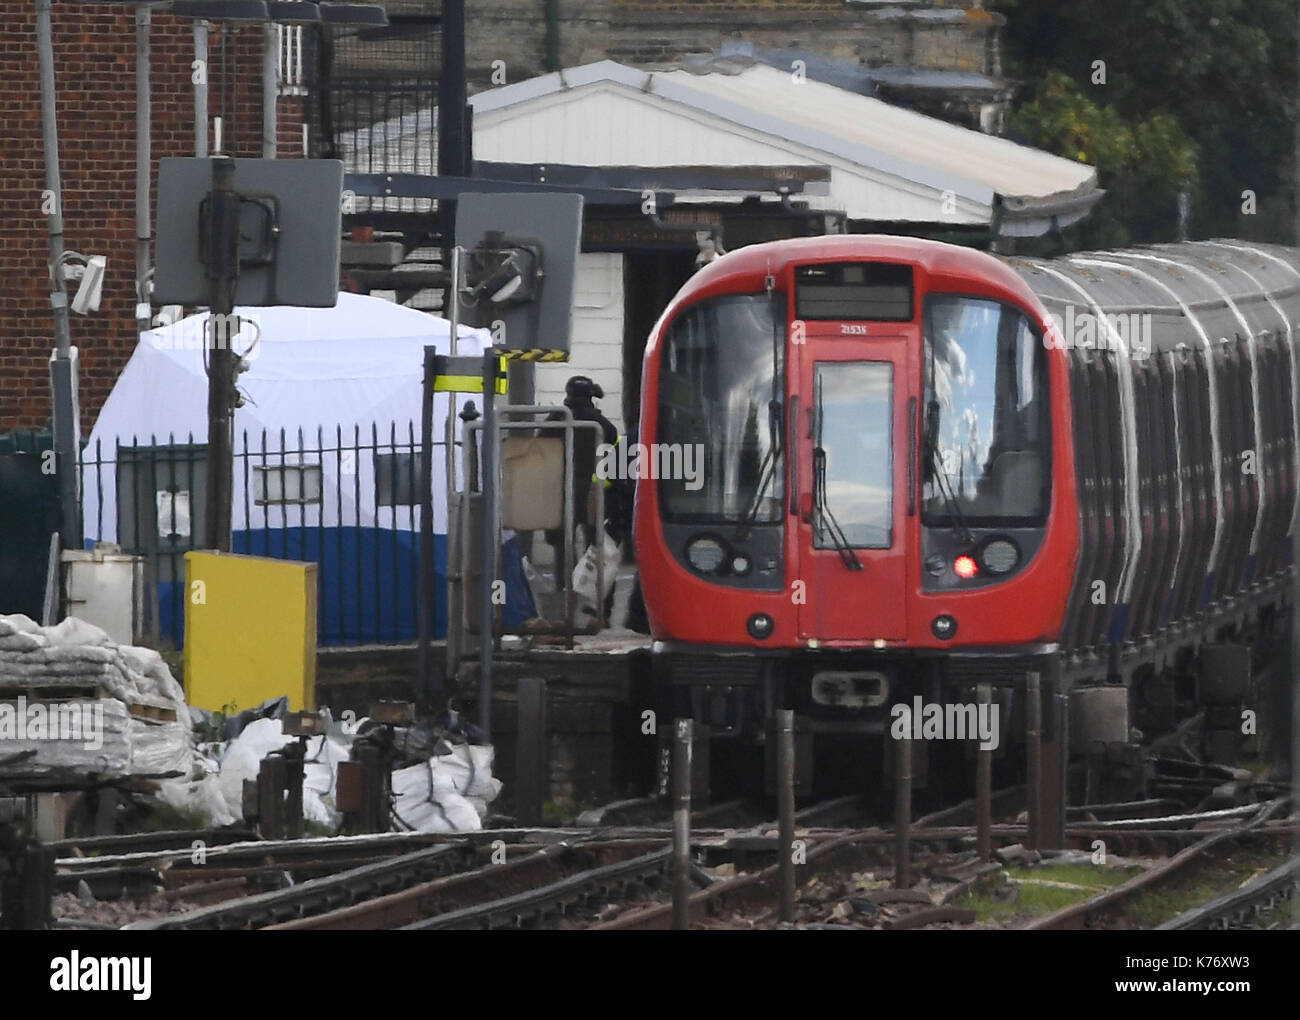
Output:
(142, 527), (535, 648)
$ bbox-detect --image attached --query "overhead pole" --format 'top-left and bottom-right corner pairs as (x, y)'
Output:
(135, 4), (153, 338)
(194, 21), (209, 157)
(437, 0), (467, 265)
(262, 22), (278, 158)
(36, 0), (82, 552)
(1295, 0), (1300, 249)
(432, 0), (468, 700)
(203, 157), (239, 552)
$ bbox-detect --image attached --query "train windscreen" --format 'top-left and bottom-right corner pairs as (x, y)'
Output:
(923, 295), (1050, 526)
(657, 293), (786, 524)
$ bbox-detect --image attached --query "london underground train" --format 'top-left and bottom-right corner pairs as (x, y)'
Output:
(633, 234), (1300, 785)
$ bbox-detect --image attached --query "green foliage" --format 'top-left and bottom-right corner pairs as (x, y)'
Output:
(1007, 72), (1197, 250)
(990, 0), (1297, 249)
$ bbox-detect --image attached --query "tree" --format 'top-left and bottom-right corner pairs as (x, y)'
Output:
(991, 0), (1296, 247)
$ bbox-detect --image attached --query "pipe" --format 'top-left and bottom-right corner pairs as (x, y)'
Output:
(193, 21), (208, 157)
(136, 4), (152, 336)
(545, 0), (560, 73)
(262, 22), (277, 158)
(36, 0), (82, 550)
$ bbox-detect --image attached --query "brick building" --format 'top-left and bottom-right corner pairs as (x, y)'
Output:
(2, 0), (1005, 432)
(0, 2), (302, 432)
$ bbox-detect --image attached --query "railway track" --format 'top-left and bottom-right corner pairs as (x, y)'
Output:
(47, 779), (1294, 931)
(1023, 798), (1293, 931)
(400, 847), (678, 930)
(1157, 855), (1300, 930)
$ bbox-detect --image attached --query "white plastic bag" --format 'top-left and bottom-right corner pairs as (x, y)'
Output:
(571, 533), (620, 609)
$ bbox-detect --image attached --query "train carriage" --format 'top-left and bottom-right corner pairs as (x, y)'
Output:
(633, 235), (1300, 791)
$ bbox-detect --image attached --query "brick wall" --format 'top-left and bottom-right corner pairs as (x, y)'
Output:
(0, 4), (280, 431)
(465, 0), (1000, 89)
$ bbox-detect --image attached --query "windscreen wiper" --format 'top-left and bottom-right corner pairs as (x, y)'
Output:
(813, 445), (863, 570)
(733, 398), (782, 541)
(927, 439), (974, 544)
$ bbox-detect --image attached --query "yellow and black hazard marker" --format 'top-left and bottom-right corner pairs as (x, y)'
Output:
(431, 354), (509, 394)
(501, 349), (570, 362)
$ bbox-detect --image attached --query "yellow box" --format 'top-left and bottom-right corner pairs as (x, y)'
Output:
(183, 551), (317, 714)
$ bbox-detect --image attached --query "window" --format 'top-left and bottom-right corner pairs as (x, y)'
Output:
(156, 489), (191, 540)
(814, 361), (894, 548)
(253, 463), (322, 506)
(375, 451), (423, 508)
(923, 295), (1050, 525)
(658, 293), (785, 524)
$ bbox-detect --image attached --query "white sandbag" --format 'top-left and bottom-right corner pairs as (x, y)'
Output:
(0, 614), (43, 638)
(129, 718), (193, 776)
(118, 645), (187, 709)
(301, 731), (352, 827)
(391, 761), (484, 833)
(155, 773), (239, 828)
(217, 716), (292, 818)
(42, 616), (114, 648)
(0, 697), (132, 777)
(424, 743), (502, 801)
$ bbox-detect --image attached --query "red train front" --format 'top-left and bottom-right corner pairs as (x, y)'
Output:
(634, 235), (1079, 772)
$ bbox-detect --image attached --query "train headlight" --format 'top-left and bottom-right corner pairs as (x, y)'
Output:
(686, 536), (727, 573)
(953, 554), (978, 579)
(747, 613), (774, 640)
(979, 537), (1020, 575)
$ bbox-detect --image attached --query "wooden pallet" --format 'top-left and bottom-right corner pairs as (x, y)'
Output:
(127, 701), (178, 722)
(0, 678), (111, 702)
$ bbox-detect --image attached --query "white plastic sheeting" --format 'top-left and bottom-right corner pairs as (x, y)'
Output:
(214, 716), (352, 828)
(197, 714), (501, 833)
(83, 293), (493, 541)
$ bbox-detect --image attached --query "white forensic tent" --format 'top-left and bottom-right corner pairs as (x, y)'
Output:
(82, 293), (502, 645)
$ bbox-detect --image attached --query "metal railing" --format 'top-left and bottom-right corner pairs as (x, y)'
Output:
(79, 422), (435, 649)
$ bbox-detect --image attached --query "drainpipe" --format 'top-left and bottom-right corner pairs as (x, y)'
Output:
(263, 22), (278, 158)
(36, 0), (82, 550)
(136, 4), (152, 337)
(545, 0), (560, 73)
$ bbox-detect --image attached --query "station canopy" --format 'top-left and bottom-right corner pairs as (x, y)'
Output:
(466, 59), (1101, 238)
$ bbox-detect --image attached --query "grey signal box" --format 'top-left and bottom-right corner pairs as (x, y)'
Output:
(153, 158), (344, 307)
(455, 192), (583, 356)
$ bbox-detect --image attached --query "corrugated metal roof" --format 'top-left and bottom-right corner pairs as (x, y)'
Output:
(470, 60), (1098, 231)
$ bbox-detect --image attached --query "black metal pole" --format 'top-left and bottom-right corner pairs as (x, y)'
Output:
(437, 0), (467, 265)
(976, 682), (992, 861)
(894, 733), (911, 889)
(203, 156), (238, 552)
(1025, 670), (1043, 851)
(777, 708), (796, 922)
(672, 718), (692, 930)
(477, 351), (497, 737)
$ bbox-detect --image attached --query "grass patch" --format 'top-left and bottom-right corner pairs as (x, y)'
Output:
(137, 800), (211, 833)
(1122, 849), (1292, 928)
(958, 862), (1143, 925)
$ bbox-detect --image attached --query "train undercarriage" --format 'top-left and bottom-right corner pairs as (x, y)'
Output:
(651, 581), (1297, 807)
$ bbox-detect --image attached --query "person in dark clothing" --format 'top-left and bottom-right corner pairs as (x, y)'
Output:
(543, 376), (617, 583)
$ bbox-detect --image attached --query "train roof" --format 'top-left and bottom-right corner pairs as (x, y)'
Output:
(688, 233), (1039, 308)
(1004, 241), (1300, 355)
(682, 235), (1300, 356)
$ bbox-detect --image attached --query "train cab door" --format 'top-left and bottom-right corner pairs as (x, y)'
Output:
(790, 331), (914, 642)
